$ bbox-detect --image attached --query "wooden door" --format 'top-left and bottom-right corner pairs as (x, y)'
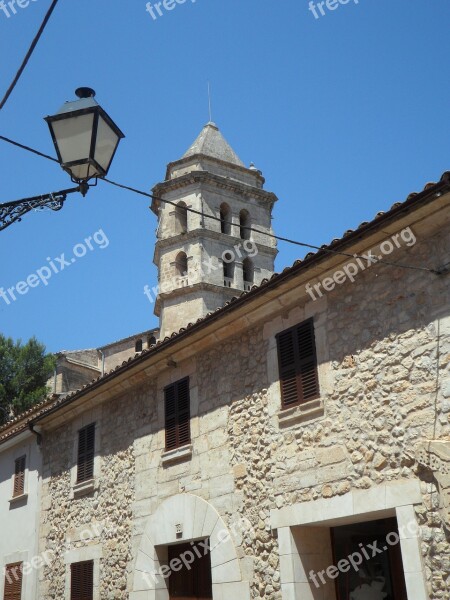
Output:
(168, 541), (212, 600)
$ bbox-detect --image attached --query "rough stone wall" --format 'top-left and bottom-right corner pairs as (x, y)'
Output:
(197, 328), (281, 599)
(39, 383), (157, 600)
(38, 216), (449, 599)
(267, 222), (450, 598)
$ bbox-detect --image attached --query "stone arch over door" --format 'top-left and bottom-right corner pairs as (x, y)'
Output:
(131, 493), (250, 600)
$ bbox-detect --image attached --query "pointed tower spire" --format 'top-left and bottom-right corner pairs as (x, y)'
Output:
(182, 122), (245, 167)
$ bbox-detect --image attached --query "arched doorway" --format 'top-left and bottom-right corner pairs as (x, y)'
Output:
(131, 494), (250, 600)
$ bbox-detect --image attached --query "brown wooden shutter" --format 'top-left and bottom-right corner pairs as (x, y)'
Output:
(277, 329), (299, 408)
(4, 563), (23, 600)
(13, 456), (25, 498)
(296, 319), (319, 402)
(77, 423), (95, 483)
(165, 384), (178, 450)
(177, 378), (191, 447)
(70, 561), (93, 600)
(277, 319), (319, 408)
(165, 378), (191, 450)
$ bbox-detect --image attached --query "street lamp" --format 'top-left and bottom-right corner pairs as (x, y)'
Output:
(45, 87), (125, 190)
(0, 88), (124, 231)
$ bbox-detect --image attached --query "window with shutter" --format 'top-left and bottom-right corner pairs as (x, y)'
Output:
(4, 563), (22, 600)
(164, 377), (191, 451)
(77, 423), (95, 483)
(70, 561), (94, 600)
(276, 318), (320, 409)
(13, 456), (26, 498)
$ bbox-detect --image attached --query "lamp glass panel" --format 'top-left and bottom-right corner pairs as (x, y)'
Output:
(94, 116), (120, 172)
(51, 113), (95, 164)
(68, 163), (99, 181)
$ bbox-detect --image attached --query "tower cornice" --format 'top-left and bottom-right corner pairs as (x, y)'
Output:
(152, 229), (278, 265)
(165, 153), (265, 184)
(153, 281), (246, 317)
(151, 170), (277, 215)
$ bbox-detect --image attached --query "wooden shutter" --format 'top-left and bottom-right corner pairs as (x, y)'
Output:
(165, 384), (177, 451)
(277, 319), (319, 408)
(70, 561), (93, 600)
(77, 423), (95, 483)
(4, 563), (23, 600)
(296, 320), (319, 402)
(164, 378), (191, 450)
(177, 378), (191, 447)
(13, 456), (25, 498)
(277, 329), (299, 407)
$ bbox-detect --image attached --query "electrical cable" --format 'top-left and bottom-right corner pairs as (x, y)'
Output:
(102, 177), (441, 275)
(0, 131), (445, 275)
(0, 0), (61, 110)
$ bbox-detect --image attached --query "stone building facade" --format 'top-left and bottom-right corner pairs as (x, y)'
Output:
(49, 329), (158, 397)
(0, 124), (449, 600)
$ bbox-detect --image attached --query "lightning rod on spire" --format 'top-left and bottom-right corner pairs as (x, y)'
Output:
(207, 81), (213, 123)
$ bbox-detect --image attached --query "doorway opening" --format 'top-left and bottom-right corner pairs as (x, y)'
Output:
(168, 540), (212, 600)
(331, 517), (407, 600)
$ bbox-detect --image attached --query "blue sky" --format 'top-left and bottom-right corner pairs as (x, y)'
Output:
(0, 0), (449, 353)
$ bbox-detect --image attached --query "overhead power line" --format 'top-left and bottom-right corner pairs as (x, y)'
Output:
(102, 177), (440, 274)
(0, 132), (444, 276)
(0, 0), (61, 110)
(0, 134), (59, 162)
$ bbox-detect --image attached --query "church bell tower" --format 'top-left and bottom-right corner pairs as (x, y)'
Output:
(151, 122), (278, 338)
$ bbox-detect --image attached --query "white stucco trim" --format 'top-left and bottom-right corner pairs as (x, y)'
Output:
(131, 493), (250, 600)
(271, 479), (428, 600)
(271, 479), (422, 528)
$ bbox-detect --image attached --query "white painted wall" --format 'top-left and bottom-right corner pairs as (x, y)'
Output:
(0, 431), (42, 600)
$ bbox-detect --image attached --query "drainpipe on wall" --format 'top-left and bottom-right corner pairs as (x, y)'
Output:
(28, 422), (42, 446)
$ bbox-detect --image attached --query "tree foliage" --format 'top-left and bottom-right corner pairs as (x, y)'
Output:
(0, 334), (55, 425)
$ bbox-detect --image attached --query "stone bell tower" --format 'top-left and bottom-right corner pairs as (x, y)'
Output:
(151, 122), (278, 338)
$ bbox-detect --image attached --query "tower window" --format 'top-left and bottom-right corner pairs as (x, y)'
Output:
(175, 202), (188, 234)
(147, 335), (156, 347)
(135, 339), (143, 353)
(239, 209), (251, 240)
(243, 258), (254, 287)
(223, 253), (235, 285)
(175, 252), (188, 277)
(220, 203), (232, 235)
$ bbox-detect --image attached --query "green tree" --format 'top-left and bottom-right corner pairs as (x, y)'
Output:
(0, 334), (55, 425)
